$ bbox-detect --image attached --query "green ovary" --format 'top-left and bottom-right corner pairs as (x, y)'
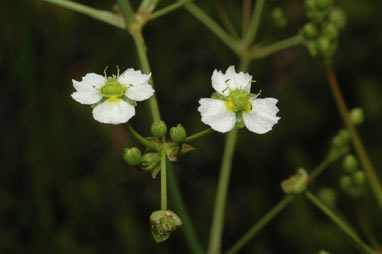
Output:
(100, 78), (126, 98)
(225, 89), (252, 112)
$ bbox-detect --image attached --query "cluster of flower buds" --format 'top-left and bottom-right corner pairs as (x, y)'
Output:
(150, 210), (182, 243)
(272, 7), (287, 28)
(339, 154), (366, 198)
(123, 121), (193, 178)
(303, 0), (346, 64)
(281, 168), (309, 195)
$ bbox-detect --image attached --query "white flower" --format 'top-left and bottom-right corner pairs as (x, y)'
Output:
(71, 68), (154, 124)
(198, 66), (280, 134)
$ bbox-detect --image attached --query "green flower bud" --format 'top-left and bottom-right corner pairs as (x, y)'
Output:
(315, 0), (333, 10)
(342, 154), (358, 174)
(340, 175), (353, 191)
(305, 0), (317, 12)
(170, 124), (187, 143)
(141, 152), (160, 169)
(123, 147), (142, 166)
(329, 9), (346, 29)
(303, 23), (319, 39)
(151, 120), (167, 138)
(272, 7), (287, 27)
(317, 36), (331, 55)
(150, 210), (182, 243)
(323, 22), (339, 41)
(332, 129), (350, 148)
(281, 168), (309, 195)
(353, 170), (365, 186)
(306, 40), (319, 56)
(349, 108), (364, 125)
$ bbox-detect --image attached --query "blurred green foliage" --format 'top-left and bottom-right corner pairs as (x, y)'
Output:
(0, 0), (381, 253)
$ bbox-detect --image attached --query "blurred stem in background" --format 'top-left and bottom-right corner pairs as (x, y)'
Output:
(327, 67), (382, 210)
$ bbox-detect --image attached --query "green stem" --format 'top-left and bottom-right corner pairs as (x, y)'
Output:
(184, 3), (240, 54)
(225, 147), (346, 254)
(167, 164), (204, 253)
(160, 149), (167, 210)
(310, 146), (349, 181)
(306, 191), (375, 254)
(207, 128), (239, 254)
(327, 67), (382, 210)
(150, 0), (193, 20)
(251, 34), (303, 59)
(242, 0), (251, 37)
(225, 196), (294, 254)
(245, 0), (265, 44)
(139, 0), (158, 12)
(42, 0), (124, 28)
(214, 0), (240, 40)
(131, 31), (161, 122)
(116, 0), (135, 29)
(184, 128), (213, 143)
(126, 123), (160, 150)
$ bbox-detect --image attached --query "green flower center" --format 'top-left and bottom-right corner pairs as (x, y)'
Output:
(100, 77), (127, 99)
(225, 89), (251, 112)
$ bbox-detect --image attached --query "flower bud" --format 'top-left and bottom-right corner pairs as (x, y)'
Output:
(272, 7), (287, 27)
(317, 36), (331, 55)
(349, 108), (364, 125)
(315, 0), (333, 10)
(323, 22), (339, 41)
(170, 124), (187, 143)
(340, 175), (353, 191)
(281, 168), (309, 195)
(329, 9), (346, 29)
(353, 170), (365, 186)
(123, 147), (142, 166)
(303, 23), (319, 39)
(342, 154), (358, 174)
(151, 120), (167, 138)
(305, 0), (317, 12)
(332, 129), (350, 148)
(150, 210), (182, 243)
(141, 152), (160, 170)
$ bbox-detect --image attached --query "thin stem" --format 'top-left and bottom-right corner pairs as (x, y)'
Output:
(250, 34), (303, 59)
(167, 163), (204, 253)
(214, 0), (240, 40)
(225, 196), (294, 254)
(126, 123), (160, 150)
(225, 147), (346, 254)
(207, 128), (239, 254)
(42, 0), (124, 28)
(306, 191), (375, 254)
(245, 0), (265, 44)
(150, 0), (193, 20)
(131, 31), (161, 122)
(327, 67), (382, 210)
(139, 0), (159, 12)
(184, 128), (213, 143)
(184, 3), (240, 54)
(310, 146), (349, 181)
(242, 0), (251, 37)
(160, 149), (167, 210)
(116, 0), (135, 28)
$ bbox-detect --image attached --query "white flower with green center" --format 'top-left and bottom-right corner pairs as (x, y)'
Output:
(198, 66), (280, 133)
(71, 67), (154, 124)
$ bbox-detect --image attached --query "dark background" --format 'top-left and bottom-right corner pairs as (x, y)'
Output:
(1, 0), (381, 253)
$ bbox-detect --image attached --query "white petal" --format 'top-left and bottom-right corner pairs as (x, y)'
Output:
(225, 66), (252, 92)
(242, 98), (280, 134)
(92, 99), (135, 124)
(198, 98), (236, 133)
(125, 84), (154, 101)
(81, 73), (106, 88)
(118, 68), (151, 87)
(71, 79), (103, 105)
(212, 69), (229, 96)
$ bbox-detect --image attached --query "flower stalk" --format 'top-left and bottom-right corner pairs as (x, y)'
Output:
(160, 149), (167, 210)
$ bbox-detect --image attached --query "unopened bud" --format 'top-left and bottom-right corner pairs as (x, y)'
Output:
(141, 152), (160, 170)
(303, 23), (319, 39)
(323, 22), (339, 41)
(272, 7), (287, 27)
(123, 147), (142, 166)
(340, 175), (353, 191)
(151, 120), (167, 138)
(349, 108), (364, 125)
(170, 124), (187, 143)
(329, 9), (346, 29)
(353, 170), (365, 186)
(315, 0), (333, 10)
(342, 154), (358, 174)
